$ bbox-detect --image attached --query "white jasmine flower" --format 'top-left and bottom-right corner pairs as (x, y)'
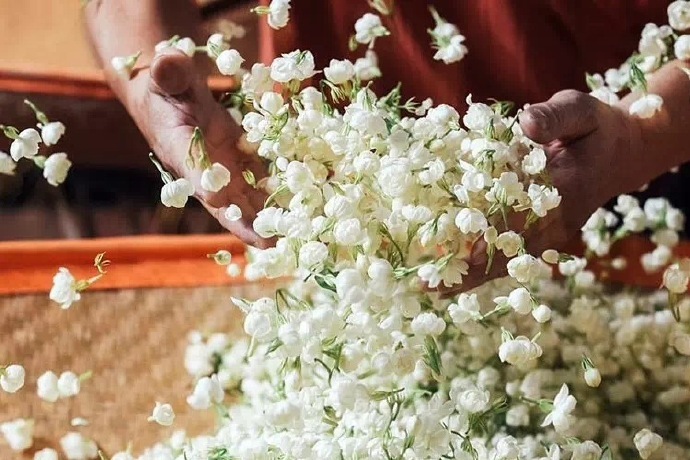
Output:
(187, 374), (224, 410)
(541, 384), (577, 434)
(541, 249), (560, 264)
(43, 152), (72, 186)
(148, 402), (175, 426)
(0, 151), (15, 175)
(333, 218), (364, 246)
(70, 417), (89, 427)
(663, 261), (690, 293)
(267, 0), (291, 30)
(0, 364), (25, 393)
(506, 287), (533, 315)
(216, 49), (244, 76)
(270, 50), (316, 83)
(571, 441), (602, 460)
(634, 429), (663, 459)
(629, 94), (663, 118)
(584, 367), (602, 388)
(60, 432), (98, 460)
(298, 241), (329, 269)
(41, 121), (65, 146)
(496, 231), (522, 257)
(499, 336), (543, 366)
(506, 404), (530, 427)
(174, 37), (196, 57)
(324, 59), (355, 85)
(411, 312), (446, 336)
(448, 293), (481, 324)
(354, 50), (381, 80)
(494, 436), (520, 460)
(589, 87), (620, 105)
(57, 371), (81, 398)
(206, 33), (227, 58)
(200, 162), (231, 192)
(458, 386), (490, 413)
(224, 204), (242, 222)
(507, 254), (541, 284)
(0, 418), (33, 451)
(528, 184), (562, 217)
(37, 371), (60, 402)
(49, 268), (80, 309)
(10, 128), (41, 161)
(226, 263), (242, 277)
(110, 52), (141, 80)
(160, 178), (194, 208)
(354, 13), (388, 47)
(669, 1), (690, 31)
(34, 448), (59, 460)
(522, 147), (547, 175)
(455, 207), (488, 234)
(675, 34), (690, 59)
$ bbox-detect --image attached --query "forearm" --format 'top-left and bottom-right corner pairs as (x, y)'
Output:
(83, 0), (203, 107)
(621, 61), (690, 188)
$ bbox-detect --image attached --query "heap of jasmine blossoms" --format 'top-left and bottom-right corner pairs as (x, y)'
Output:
(116, 2), (690, 459)
(5, 1), (690, 459)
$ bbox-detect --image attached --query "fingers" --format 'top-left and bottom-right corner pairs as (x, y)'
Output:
(520, 89), (600, 145)
(149, 48), (195, 97)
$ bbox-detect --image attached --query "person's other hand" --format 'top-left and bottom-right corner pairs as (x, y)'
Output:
(130, 48), (268, 246)
(437, 89), (646, 296)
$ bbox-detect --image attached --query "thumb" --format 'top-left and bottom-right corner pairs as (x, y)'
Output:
(520, 89), (599, 144)
(149, 48), (195, 97)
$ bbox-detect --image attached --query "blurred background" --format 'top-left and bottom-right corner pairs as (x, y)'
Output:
(0, 0), (259, 240)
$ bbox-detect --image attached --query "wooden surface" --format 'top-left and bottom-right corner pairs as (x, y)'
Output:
(0, 283), (278, 458)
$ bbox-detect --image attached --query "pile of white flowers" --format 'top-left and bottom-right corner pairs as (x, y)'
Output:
(6, 1), (690, 459)
(124, 2), (690, 460)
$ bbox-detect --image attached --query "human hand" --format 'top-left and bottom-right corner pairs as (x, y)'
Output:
(437, 89), (646, 296)
(129, 48), (269, 247)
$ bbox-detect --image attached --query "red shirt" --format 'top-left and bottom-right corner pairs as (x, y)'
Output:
(261, 0), (668, 108)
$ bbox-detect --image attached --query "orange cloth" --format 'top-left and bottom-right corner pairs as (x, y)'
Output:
(0, 235), (246, 295)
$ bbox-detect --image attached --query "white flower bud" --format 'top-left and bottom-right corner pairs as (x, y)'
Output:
(671, 332), (690, 355)
(216, 49), (245, 76)
(267, 0), (291, 30)
(37, 371), (60, 402)
(111, 452), (135, 460)
(532, 304), (552, 323)
(201, 162), (231, 192)
(147, 402), (175, 426)
(43, 152), (72, 186)
(174, 37), (196, 57)
(669, 1), (690, 31)
(633, 428), (663, 459)
(49, 268), (80, 310)
(206, 33), (228, 58)
(354, 13), (388, 46)
(224, 204), (243, 222)
(34, 448), (59, 460)
(160, 178), (195, 208)
(0, 418), (33, 451)
(507, 287), (533, 315)
(498, 337), (542, 366)
(584, 367), (602, 388)
(675, 35), (690, 59)
(0, 364), (25, 393)
(41, 121), (65, 146)
(298, 241), (329, 269)
(60, 432), (98, 460)
(57, 371), (81, 398)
